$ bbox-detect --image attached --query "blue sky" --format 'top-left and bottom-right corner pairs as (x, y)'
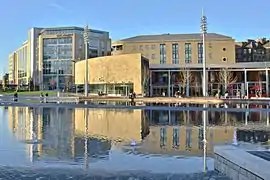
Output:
(0, 0), (269, 75)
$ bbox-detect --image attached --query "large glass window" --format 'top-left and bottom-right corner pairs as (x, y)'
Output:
(160, 127), (167, 147)
(198, 43), (203, 63)
(185, 127), (192, 149)
(185, 43), (192, 63)
(160, 44), (166, 64)
(198, 127), (203, 150)
(42, 37), (73, 90)
(172, 43), (179, 64)
(172, 127), (179, 148)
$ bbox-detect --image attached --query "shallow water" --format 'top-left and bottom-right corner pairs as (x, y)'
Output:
(1, 106), (268, 179)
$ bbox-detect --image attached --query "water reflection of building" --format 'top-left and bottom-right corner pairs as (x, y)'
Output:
(7, 107), (150, 165)
(40, 107), (75, 159)
(7, 107), (43, 162)
(135, 110), (237, 156)
(74, 109), (149, 142)
(7, 107), (269, 163)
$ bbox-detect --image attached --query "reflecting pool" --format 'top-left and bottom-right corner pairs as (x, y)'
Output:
(0, 106), (269, 178)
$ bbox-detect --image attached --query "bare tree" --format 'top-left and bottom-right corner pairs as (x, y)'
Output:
(178, 68), (193, 95)
(218, 68), (237, 92)
(64, 76), (72, 92)
(142, 67), (150, 96)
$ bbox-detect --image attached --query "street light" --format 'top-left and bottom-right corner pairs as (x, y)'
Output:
(84, 25), (89, 97)
(201, 9), (207, 97)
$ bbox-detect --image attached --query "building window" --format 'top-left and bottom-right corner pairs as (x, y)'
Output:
(160, 127), (167, 148)
(186, 127), (192, 149)
(185, 43), (192, 63)
(198, 43), (203, 63)
(173, 127), (179, 149)
(198, 127), (203, 150)
(160, 44), (166, 64)
(172, 43), (179, 64)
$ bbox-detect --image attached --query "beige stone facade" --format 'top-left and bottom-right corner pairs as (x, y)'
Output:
(75, 53), (149, 95)
(112, 33), (236, 65)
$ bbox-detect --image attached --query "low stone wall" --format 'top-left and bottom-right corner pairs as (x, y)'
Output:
(214, 145), (270, 180)
(214, 153), (263, 180)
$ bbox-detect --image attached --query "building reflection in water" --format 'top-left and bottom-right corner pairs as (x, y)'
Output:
(6, 106), (270, 167)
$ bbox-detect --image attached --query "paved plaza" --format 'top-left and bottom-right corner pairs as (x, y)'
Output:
(0, 167), (229, 180)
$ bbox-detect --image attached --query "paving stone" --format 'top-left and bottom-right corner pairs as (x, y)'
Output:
(0, 167), (229, 180)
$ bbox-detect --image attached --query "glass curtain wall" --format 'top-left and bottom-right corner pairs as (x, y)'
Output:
(42, 37), (73, 90)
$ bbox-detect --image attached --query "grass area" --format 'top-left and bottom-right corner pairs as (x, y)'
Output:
(0, 91), (57, 95)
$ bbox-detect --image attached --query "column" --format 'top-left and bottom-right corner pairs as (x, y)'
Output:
(205, 70), (208, 96)
(266, 68), (269, 96)
(149, 71), (153, 97)
(168, 110), (171, 125)
(149, 110), (153, 124)
(244, 69), (248, 97)
(267, 105), (269, 127)
(168, 70), (171, 97)
(245, 111), (248, 126)
(171, 72), (174, 96)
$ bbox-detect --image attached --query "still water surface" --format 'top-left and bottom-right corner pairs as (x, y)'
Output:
(0, 106), (269, 174)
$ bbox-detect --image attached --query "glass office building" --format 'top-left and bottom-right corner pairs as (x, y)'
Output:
(42, 36), (73, 90)
(38, 27), (111, 90)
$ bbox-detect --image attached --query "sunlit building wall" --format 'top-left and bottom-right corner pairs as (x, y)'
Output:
(8, 52), (18, 85)
(16, 41), (30, 85)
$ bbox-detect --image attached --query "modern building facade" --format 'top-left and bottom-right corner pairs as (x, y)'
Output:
(8, 26), (111, 90)
(112, 34), (270, 97)
(38, 27), (111, 90)
(16, 41), (29, 86)
(75, 53), (149, 95)
(8, 52), (17, 84)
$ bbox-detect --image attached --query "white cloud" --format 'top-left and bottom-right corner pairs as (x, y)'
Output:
(48, 3), (70, 11)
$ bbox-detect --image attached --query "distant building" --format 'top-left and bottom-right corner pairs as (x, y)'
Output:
(112, 34), (270, 97)
(8, 26), (111, 90)
(235, 38), (270, 63)
(8, 52), (17, 85)
(2, 73), (9, 88)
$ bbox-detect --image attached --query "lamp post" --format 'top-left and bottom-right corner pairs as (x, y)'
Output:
(201, 9), (208, 96)
(84, 25), (89, 97)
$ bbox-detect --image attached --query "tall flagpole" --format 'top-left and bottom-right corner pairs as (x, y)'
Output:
(201, 8), (208, 97)
(84, 25), (89, 97)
